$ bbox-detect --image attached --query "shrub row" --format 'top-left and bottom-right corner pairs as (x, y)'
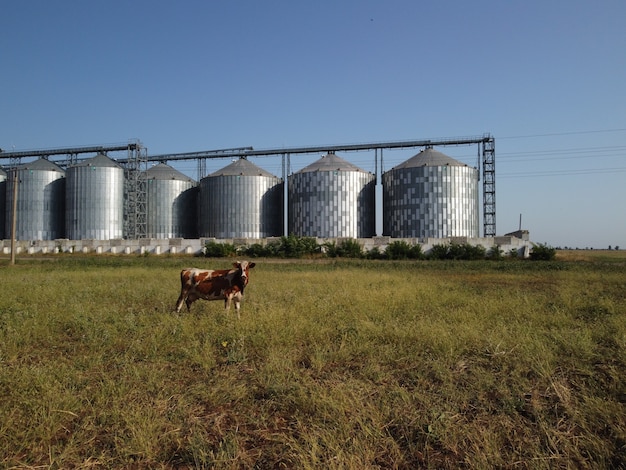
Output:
(203, 236), (555, 261)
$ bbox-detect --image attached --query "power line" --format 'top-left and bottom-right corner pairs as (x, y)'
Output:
(499, 128), (626, 139)
(498, 145), (626, 158)
(499, 167), (626, 178)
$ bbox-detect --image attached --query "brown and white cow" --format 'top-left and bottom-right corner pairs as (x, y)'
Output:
(174, 261), (255, 317)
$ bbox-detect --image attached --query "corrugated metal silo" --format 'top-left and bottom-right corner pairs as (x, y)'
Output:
(145, 163), (198, 238)
(382, 147), (479, 238)
(0, 168), (6, 238)
(199, 158), (283, 238)
(66, 153), (124, 240)
(288, 153), (375, 238)
(5, 159), (65, 240)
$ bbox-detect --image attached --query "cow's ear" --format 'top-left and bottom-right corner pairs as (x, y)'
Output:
(249, 262), (256, 269)
(233, 262), (240, 269)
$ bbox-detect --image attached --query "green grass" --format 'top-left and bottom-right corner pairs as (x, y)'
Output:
(0, 255), (625, 468)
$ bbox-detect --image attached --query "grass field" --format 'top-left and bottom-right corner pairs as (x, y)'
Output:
(0, 252), (625, 469)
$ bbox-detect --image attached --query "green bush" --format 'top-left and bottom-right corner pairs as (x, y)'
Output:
(409, 243), (424, 259)
(428, 243), (450, 260)
(429, 242), (487, 260)
(275, 234), (320, 258)
(530, 242), (557, 261)
(365, 246), (385, 260)
(488, 245), (504, 260)
(244, 243), (268, 258)
(203, 241), (237, 257)
(463, 243), (487, 260)
(385, 240), (423, 260)
(325, 239), (363, 258)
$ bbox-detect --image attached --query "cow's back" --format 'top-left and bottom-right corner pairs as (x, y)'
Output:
(182, 267), (234, 298)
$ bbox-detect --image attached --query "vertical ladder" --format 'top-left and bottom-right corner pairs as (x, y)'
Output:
(482, 136), (496, 237)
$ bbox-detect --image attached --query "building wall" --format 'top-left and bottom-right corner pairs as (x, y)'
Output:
(1, 235), (531, 258)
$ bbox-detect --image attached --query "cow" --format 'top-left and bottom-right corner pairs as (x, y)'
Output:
(174, 261), (255, 318)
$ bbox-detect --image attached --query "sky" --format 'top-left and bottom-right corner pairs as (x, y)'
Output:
(2, 0), (625, 249)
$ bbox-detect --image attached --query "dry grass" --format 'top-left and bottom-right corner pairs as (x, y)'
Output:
(0, 255), (624, 468)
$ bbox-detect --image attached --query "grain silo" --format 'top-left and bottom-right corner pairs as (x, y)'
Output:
(288, 153), (375, 238)
(5, 159), (65, 240)
(382, 147), (479, 238)
(0, 168), (6, 238)
(199, 158), (283, 238)
(145, 163), (197, 238)
(66, 153), (124, 240)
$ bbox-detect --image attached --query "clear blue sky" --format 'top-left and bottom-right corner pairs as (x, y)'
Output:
(2, 1), (625, 249)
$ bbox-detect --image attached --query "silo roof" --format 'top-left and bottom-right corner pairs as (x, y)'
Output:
(74, 153), (122, 168)
(395, 148), (468, 169)
(209, 158), (276, 178)
(18, 158), (65, 173)
(146, 162), (196, 183)
(297, 153), (369, 173)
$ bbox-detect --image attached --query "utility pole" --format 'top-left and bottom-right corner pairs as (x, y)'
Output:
(9, 171), (18, 265)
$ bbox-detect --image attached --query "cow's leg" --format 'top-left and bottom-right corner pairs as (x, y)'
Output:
(233, 292), (243, 319)
(175, 288), (188, 313)
(185, 293), (198, 312)
(224, 293), (233, 312)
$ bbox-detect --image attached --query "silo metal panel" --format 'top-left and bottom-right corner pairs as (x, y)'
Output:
(146, 178), (197, 238)
(288, 169), (376, 238)
(66, 162), (124, 240)
(383, 164), (479, 238)
(199, 174), (283, 238)
(5, 161), (65, 240)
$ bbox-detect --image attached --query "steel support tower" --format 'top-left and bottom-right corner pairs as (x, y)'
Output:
(122, 142), (148, 240)
(481, 137), (496, 237)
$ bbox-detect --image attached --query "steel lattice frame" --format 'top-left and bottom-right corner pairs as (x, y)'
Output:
(482, 137), (496, 237)
(122, 143), (148, 240)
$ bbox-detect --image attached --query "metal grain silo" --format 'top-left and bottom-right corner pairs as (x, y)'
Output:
(66, 153), (124, 240)
(288, 153), (375, 238)
(145, 163), (197, 238)
(5, 159), (65, 240)
(382, 147), (479, 238)
(0, 168), (6, 238)
(199, 158), (283, 238)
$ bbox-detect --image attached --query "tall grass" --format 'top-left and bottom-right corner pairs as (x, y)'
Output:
(0, 255), (624, 468)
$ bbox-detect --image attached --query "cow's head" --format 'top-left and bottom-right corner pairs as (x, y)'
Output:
(234, 261), (255, 287)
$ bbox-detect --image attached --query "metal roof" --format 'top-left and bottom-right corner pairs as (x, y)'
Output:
(72, 153), (122, 169)
(394, 148), (468, 169)
(145, 162), (196, 182)
(17, 158), (65, 173)
(209, 157), (277, 178)
(296, 153), (369, 173)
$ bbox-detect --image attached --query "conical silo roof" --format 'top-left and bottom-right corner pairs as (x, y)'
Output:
(73, 153), (122, 168)
(395, 148), (467, 169)
(297, 153), (368, 173)
(209, 157), (276, 177)
(17, 158), (65, 172)
(146, 162), (195, 183)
